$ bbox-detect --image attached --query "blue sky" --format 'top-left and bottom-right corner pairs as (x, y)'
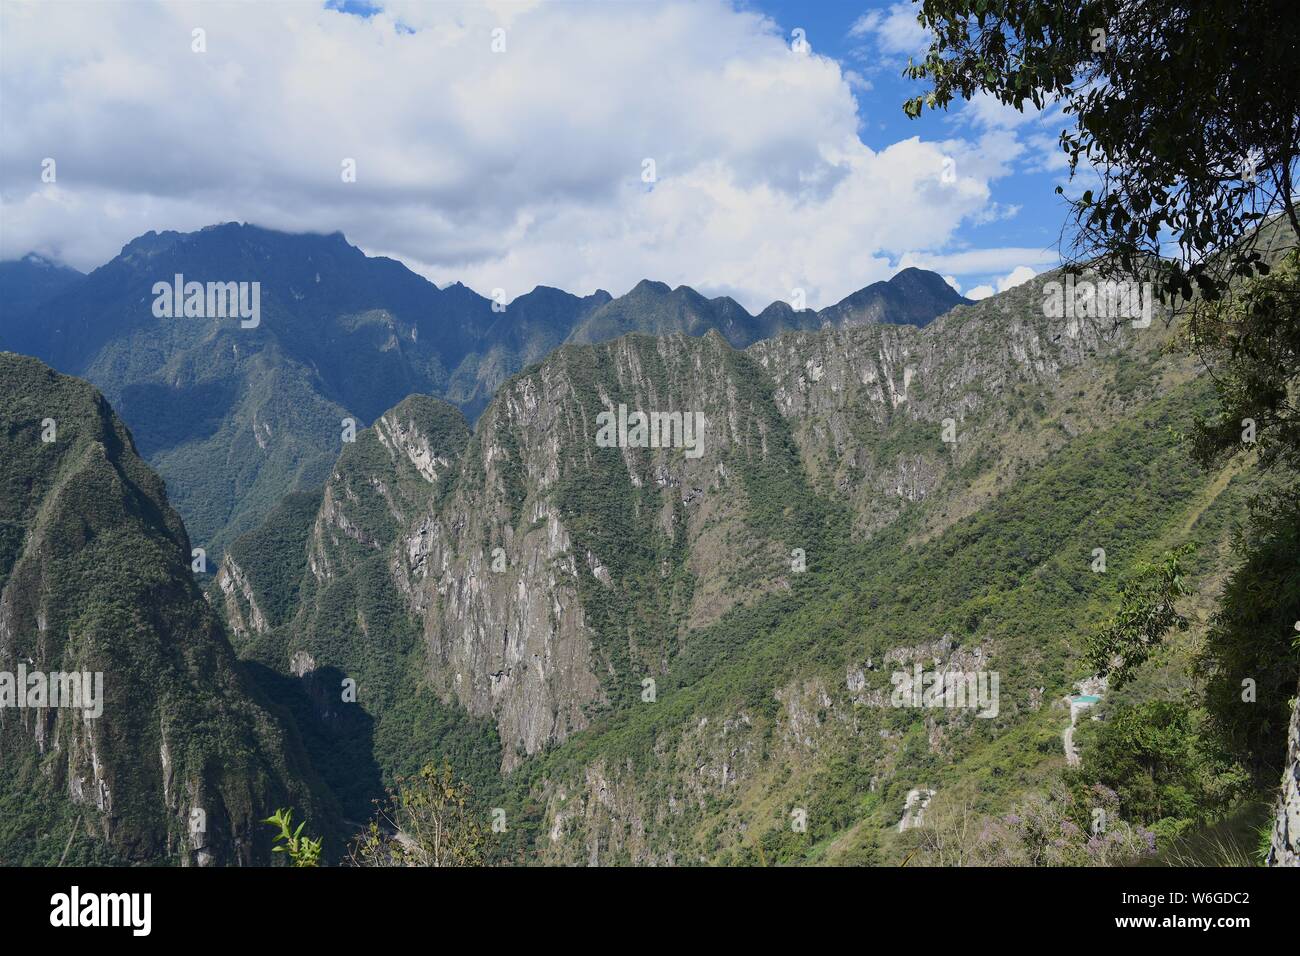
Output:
(1, 0), (1082, 306)
(741, 0), (1076, 298)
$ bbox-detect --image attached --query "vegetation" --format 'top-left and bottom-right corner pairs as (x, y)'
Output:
(905, 0), (1299, 302)
(905, 0), (1300, 866)
(264, 808), (323, 867)
(1087, 547), (1192, 687)
(0, 353), (339, 865)
(1074, 701), (1247, 834)
(349, 763), (486, 867)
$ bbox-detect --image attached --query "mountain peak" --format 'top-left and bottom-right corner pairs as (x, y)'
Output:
(887, 265), (968, 300)
(817, 267), (968, 328)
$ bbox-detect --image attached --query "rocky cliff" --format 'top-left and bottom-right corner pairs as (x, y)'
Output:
(0, 352), (337, 865)
(224, 266), (1187, 787)
(1268, 686), (1300, 865)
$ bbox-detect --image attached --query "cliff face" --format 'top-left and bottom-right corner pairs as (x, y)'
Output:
(749, 268), (1148, 537)
(226, 267), (1169, 780)
(216, 553), (270, 639)
(1268, 687), (1300, 865)
(397, 333), (812, 767)
(0, 353), (336, 865)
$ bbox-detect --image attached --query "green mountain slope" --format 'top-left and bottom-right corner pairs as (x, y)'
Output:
(0, 352), (339, 865)
(207, 259), (1275, 865)
(512, 375), (1244, 864)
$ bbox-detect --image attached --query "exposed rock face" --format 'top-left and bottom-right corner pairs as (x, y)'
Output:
(898, 788), (936, 832)
(0, 353), (336, 865)
(306, 395), (469, 586)
(397, 333), (806, 767)
(748, 268), (1138, 537)
(1268, 683), (1300, 866)
(216, 554), (269, 639)
(228, 267), (1157, 778)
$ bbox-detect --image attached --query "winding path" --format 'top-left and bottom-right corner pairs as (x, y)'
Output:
(1063, 692), (1101, 766)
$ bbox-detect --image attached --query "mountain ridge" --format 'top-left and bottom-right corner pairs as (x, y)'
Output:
(0, 223), (971, 561)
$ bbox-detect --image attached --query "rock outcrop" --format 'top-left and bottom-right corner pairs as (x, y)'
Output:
(1268, 684), (1300, 866)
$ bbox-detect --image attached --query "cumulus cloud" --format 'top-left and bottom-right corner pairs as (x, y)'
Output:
(848, 3), (929, 57)
(996, 265), (1038, 290)
(897, 247), (1057, 276)
(1, 0), (1036, 311)
(964, 264), (1039, 300)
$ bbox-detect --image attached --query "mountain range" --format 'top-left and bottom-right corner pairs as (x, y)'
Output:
(214, 262), (1245, 864)
(3, 224), (1291, 866)
(0, 223), (967, 561)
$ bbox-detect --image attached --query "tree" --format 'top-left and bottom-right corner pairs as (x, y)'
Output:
(349, 762), (485, 867)
(904, 0), (1300, 303)
(1190, 249), (1300, 472)
(1079, 701), (1242, 828)
(1087, 547), (1192, 687)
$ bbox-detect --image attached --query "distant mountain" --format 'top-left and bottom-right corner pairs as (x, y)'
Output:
(0, 254), (83, 346)
(0, 225), (605, 559)
(0, 353), (338, 864)
(565, 268), (969, 349)
(564, 279), (802, 348)
(0, 223), (967, 560)
(817, 267), (969, 328)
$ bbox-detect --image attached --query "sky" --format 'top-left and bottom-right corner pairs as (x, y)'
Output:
(0, 0), (1083, 310)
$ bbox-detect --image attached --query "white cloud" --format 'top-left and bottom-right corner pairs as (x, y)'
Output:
(848, 4), (929, 57)
(897, 247), (1058, 276)
(963, 264), (1039, 301)
(959, 91), (1043, 131)
(953, 91), (1081, 186)
(1, 0), (1031, 312)
(996, 265), (1038, 291)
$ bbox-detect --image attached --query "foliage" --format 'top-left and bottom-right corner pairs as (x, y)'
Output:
(953, 783), (1156, 866)
(348, 763), (486, 867)
(1191, 250), (1300, 472)
(1087, 546), (1193, 687)
(264, 808), (322, 867)
(1075, 701), (1247, 830)
(904, 0), (1300, 302)
(1198, 489), (1300, 779)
